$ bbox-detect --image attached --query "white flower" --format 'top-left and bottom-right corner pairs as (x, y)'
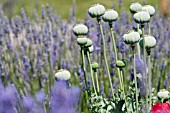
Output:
(139, 35), (156, 50)
(73, 24), (88, 36)
(55, 69), (71, 81)
(157, 89), (170, 100)
(88, 4), (105, 18)
(133, 11), (150, 24)
(142, 5), (155, 16)
(130, 2), (142, 14)
(102, 9), (118, 22)
(123, 30), (140, 45)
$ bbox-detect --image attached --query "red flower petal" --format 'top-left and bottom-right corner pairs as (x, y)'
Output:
(151, 102), (170, 113)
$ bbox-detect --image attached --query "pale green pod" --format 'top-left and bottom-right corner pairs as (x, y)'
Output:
(88, 45), (94, 53)
(138, 28), (142, 36)
(116, 60), (126, 68)
(77, 37), (88, 46)
(130, 2), (142, 14)
(133, 11), (150, 24)
(139, 35), (156, 50)
(142, 5), (155, 16)
(102, 9), (118, 22)
(91, 62), (99, 70)
(88, 4), (105, 18)
(73, 24), (88, 36)
(123, 30), (140, 45)
(157, 89), (170, 100)
(55, 69), (71, 81)
(85, 38), (93, 47)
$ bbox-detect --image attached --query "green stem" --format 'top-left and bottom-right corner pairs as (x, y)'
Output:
(86, 51), (97, 95)
(97, 18), (115, 100)
(109, 23), (118, 61)
(94, 70), (100, 95)
(148, 22), (151, 35)
(142, 25), (148, 113)
(109, 23), (123, 92)
(118, 68), (123, 90)
(132, 46), (139, 113)
(137, 24), (141, 59)
(120, 69), (130, 112)
(148, 50), (152, 109)
(81, 47), (90, 96)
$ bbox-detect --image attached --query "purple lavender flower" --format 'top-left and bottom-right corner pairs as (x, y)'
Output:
(50, 81), (80, 113)
(135, 55), (145, 74)
(0, 84), (18, 113)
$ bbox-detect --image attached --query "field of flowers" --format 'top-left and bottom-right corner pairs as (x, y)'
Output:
(0, 1), (170, 113)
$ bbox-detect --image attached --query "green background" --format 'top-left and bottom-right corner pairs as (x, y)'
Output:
(0, 0), (159, 19)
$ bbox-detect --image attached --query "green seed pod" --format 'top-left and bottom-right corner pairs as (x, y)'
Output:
(139, 35), (156, 50)
(55, 69), (71, 81)
(73, 24), (88, 36)
(142, 5), (155, 16)
(88, 4), (105, 18)
(116, 60), (126, 68)
(123, 30), (140, 45)
(77, 37), (88, 46)
(88, 45), (94, 53)
(130, 2), (142, 14)
(91, 62), (99, 70)
(133, 11), (150, 24)
(85, 38), (93, 47)
(137, 28), (142, 36)
(102, 9), (118, 22)
(157, 89), (170, 100)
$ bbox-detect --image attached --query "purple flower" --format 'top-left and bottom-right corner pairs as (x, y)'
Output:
(0, 84), (18, 113)
(135, 55), (145, 74)
(50, 81), (80, 113)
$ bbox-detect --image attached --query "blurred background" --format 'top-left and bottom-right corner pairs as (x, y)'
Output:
(0, 0), (167, 20)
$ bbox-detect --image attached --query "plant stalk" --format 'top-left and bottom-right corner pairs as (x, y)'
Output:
(97, 18), (115, 100)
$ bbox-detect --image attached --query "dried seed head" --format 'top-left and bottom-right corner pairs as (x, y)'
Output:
(133, 11), (150, 24)
(55, 69), (71, 81)
(157, 89), (170, 100)
(73, 24), (88, 36)
(102, 9), (118, 22)
(130, 2), (142, 14)
(88, 4), (105, 18)
(123, 30), (140, 45)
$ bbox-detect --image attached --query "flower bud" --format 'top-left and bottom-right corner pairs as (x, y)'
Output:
(157, 89), (170, 100)
(88, 4), (105, 18)
(102, 9), (118, 22)
(130, 2), (142, 14)
(55, 69), (71, 81)
(123, 30), (140, 45)
(73, 24), (88, 36)
(139, 35), (156, 50)
(85, 38), (93, 47)
(116, 60), (126, 68)
(77, 37), (88, 46)
(142, 5), (155, 16)
(91, 62), (99, 70)
(133, 11), (150, 24)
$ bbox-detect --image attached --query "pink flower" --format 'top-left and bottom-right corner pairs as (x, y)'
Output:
(151, 101), (170, 113)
